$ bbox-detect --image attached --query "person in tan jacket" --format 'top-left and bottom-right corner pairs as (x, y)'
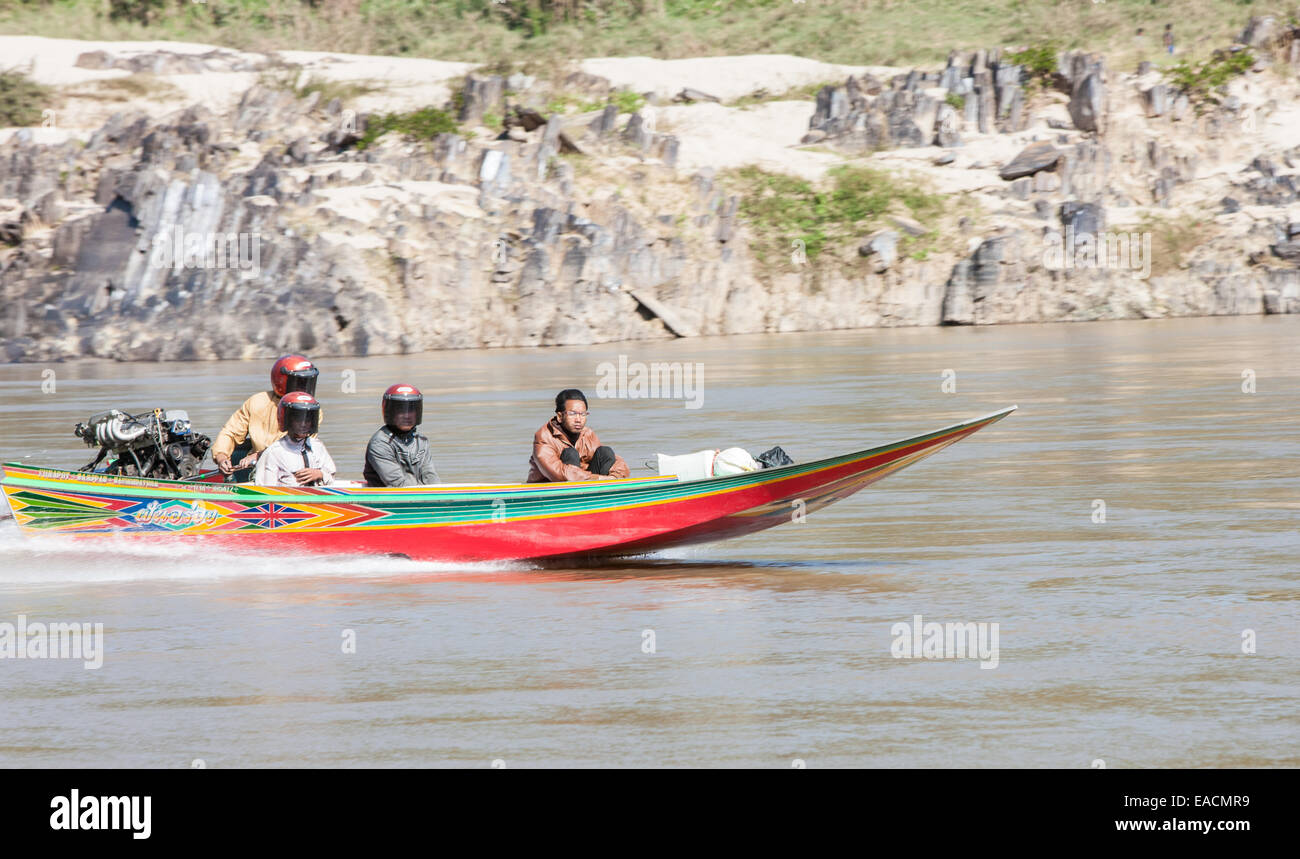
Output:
(212, 354), (319, 480)
(526, 389), (630, 482)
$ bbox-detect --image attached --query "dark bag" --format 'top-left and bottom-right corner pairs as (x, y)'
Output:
(754, 446), (794, 468)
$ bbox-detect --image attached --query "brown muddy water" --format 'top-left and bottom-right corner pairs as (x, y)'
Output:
(0, 315), (1296, 767)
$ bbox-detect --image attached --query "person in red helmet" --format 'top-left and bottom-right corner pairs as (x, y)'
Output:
(212, 354), (319, 481)
(254, 392), (336, 487)
(362, 384), (440, 486)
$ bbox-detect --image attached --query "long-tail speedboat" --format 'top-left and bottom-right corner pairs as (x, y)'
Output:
(0, 406), (1015, 562)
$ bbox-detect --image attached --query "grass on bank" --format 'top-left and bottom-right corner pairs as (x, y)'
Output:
(0, 0), (1269, 70)
(724, 164), (945, 273)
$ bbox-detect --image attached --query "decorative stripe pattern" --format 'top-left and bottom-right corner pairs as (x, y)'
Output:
(0, 407), (1015, 559)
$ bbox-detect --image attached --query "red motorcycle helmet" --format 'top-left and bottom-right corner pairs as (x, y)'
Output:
(271, 354), (319, 398)
(277, 391), (321, 437)
(382, 383), (423, 430)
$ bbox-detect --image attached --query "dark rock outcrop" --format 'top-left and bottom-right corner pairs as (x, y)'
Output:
(999, 142), (1063, 180)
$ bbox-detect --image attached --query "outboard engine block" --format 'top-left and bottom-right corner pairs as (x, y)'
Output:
(74, 409), (212, 480)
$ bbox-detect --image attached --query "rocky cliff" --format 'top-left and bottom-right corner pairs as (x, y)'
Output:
(1, 20), (1298, 363)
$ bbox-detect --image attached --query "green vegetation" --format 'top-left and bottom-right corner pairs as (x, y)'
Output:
(945, 92), (965, 111)
(1005, 42), (1060, 94)
(1166, 49), (1255, 112)
(1136, 214), (1212, 274)
(544, 88), (643, 117)
(0, 67), (52, 127)
(1006, 43), (1058, 79)
(609, 89), (645, 115)
(544, 93), (602, 115)
(356, 106), (459, 150)
(0, 1), (1259, 69)
(726, 165), (944, 270)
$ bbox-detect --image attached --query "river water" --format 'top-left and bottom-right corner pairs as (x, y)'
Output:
(0, 315), (1296, 767)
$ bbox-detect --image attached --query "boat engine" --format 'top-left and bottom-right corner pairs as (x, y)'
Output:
(74, 409), (212, 479)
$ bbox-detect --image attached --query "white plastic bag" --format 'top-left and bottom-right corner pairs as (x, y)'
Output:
(712, 447), (759, 476)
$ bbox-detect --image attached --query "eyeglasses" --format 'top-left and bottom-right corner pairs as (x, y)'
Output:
(561, 410), (589, 418)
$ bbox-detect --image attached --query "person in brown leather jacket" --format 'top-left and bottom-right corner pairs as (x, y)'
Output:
(526, 389), (630, 482)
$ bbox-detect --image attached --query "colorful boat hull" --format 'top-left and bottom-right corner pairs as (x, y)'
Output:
(0, 407), (1016, 562)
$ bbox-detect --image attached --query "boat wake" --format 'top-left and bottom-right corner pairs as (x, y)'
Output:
(0, 519), (527, 587)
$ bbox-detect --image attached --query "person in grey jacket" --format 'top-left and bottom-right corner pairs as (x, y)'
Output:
(363, 384), (440, 487)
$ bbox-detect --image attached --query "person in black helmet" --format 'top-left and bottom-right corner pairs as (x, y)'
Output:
(362, 383), (440, 487)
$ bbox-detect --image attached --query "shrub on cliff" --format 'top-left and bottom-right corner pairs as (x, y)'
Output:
(0, 67), (51, 127)
(1005, 42), (1064, 94)
(727, 165), (944, 270)
(356, 107), (460, 150)
(1166, 49), (1254, 113)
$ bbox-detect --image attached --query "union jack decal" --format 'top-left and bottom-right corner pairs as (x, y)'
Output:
(228, 503), (314, 529)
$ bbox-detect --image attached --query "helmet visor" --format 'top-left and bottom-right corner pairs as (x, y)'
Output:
(384, 399), (422, 429)
(283, 368), (319, 397)
(284, 407), (319, 438)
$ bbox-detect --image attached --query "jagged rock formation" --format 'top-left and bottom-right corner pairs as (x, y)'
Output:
(804, 47), (1110, 151)
(2, 28), (1299, 363)
(1, 85), (725, 361)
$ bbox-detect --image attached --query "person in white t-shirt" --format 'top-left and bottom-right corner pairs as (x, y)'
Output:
(254, 392), (337, 487)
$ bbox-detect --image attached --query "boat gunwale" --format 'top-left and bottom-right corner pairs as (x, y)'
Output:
(0, 406), (1017, 507)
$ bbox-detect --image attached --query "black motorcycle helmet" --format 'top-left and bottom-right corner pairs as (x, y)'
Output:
(382, 384), (423, 431)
